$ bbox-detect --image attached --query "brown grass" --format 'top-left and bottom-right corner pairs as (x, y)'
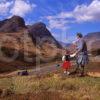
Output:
(0, 73), (100, 100)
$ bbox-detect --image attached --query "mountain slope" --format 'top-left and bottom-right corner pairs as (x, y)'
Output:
(58, 41), (71, 48)
(84, 32), (100, 55)
(0, 16), (62, 72)
(84, 32), (100, 50)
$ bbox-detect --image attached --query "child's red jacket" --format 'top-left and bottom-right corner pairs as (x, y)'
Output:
(62, 55), (71, 70)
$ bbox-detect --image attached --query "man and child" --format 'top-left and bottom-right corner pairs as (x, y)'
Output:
(61, 33), (89, 76)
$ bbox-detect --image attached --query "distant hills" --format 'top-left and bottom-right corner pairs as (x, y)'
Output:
(59, 41), (71, 48)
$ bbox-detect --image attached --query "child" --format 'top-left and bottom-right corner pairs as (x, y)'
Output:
(62, 50), (76, 75)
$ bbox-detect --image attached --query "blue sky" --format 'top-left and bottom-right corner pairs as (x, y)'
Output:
(0, 0), (100, 43)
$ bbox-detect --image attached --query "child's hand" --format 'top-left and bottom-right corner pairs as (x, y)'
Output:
(62, 55), (65, 61)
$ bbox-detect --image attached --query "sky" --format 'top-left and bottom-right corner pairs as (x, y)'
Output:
(0, 0), (100, 43)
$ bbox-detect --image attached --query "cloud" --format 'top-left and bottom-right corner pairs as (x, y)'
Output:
(46, 0), (100, 30)
(10, 0), (37, 17)
(47, 17), (69, 30)
(46, 15), (71, 31)
(0, 1), (13, 15)
(0, 0), (37, 18)
(73, 0), (100, 22)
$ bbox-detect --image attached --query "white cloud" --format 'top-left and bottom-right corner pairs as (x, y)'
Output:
(10, 0), (37, 17)
(46, 0), (100, 30)
(73, 0), (100, 22)
(48, 18), (67, 30)
(59, 0), (100, 22)
(46, 15), (71, 31)
(0, 0), (37, 18)
(0, 1), (12, 15)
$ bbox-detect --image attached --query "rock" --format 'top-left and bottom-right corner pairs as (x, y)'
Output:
(18, 70), (29, 76)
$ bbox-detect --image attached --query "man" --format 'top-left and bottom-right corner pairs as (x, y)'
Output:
(74, 33), (89, 76)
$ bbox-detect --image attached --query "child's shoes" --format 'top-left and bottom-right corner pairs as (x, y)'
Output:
(64, 71), (70, 75)
(64, 71), (67, 74)
(67, 71), (70, 75)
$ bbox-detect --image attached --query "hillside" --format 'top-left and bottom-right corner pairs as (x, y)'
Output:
(59, 41), (71, 48)
(0, 16), (62, 73)
(84, 32), (100, 55)
(84, 32), (100, 50)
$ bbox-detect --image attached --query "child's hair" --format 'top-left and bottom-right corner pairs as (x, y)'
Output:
(65, 49), (70, 54)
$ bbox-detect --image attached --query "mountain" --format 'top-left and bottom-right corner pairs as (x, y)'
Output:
(0, 16), (26, 32)
(84, 32), (100, 50)
(59, 41), (71, 48)
(84, 32), (100, 55)
(0, 16), (62, 72)
(84, 32), (100, 40)
(28, 22), (62, 48)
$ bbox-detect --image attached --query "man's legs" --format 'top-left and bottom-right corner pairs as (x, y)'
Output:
(70, 63), (80, 75)
(74, 63), (80, 73)
(79, 64), (85, 76)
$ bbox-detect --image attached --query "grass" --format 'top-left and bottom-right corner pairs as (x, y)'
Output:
(0, 73), (100, 100)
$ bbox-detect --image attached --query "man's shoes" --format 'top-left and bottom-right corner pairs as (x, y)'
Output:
(78, 73), (85, 77)
(70, 70), (77, 75)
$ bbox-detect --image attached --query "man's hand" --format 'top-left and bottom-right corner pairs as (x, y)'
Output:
(70, 53), (76, 57)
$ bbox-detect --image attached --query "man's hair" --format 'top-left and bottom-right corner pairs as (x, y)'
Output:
(77, 33), (83, 38)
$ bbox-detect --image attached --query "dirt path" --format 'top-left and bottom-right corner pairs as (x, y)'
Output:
(0, 61), (100, 78)
(0, 61), (75, 77)
(29, 64), (61, 75)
